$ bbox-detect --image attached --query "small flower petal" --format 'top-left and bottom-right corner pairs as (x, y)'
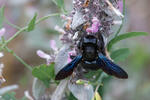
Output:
(36, 50), (51, 60)
(67, 56), (72, 63)
(50, 40), (58, 51)
(54, 25), (66, 34)
(86, 17), (101, 33)
(67, 49), (76, 63)
(0, 28), (5, 37)
(36, 50), (54, 65)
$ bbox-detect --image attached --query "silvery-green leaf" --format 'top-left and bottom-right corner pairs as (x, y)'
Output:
(32, 78), (46, 100)
(68, 82), (94, 100)
(0, 85), (18, 95)
(71, 11), (86, 30)
(54, 44), (71, 74)
(51, 79), (68, 100)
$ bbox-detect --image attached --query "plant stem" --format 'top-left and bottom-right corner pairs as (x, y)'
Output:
(5, 19), (21, 30)
(36, 13), (60, 24)
(5, 46), (33, 71)
(0, 27), (27, 51)
(0, 13), (60, 51)
(95, 72), (108, 92)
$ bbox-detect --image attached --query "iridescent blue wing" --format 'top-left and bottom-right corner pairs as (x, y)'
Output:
(55, 55), (82, 80)
(97, 53), (128, 79)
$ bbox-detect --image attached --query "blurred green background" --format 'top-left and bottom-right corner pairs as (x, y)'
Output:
(0, 0), (150, 100)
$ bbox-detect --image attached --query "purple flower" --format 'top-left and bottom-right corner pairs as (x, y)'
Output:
(36, 50), (53, 65)
(86, 17), (101, 33)
(0, 28), (5, 37)
(67, 49), (76, 63)
(36, 40), (58, 65)
(50, 40), (58, 51)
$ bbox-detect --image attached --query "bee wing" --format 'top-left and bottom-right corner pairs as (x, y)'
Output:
(55, 54), (82, 80)
(97, 53), (128, 79)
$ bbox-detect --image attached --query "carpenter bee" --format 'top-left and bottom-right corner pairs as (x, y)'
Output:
(55, 32), (128, 80)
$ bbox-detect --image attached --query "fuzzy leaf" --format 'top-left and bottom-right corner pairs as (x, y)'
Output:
(0, 6), (5, 29)
(32, 78), (46, 100)
(55, 44), (71, 74)
(71, 11), (86, 30)
(32, 63), (55, 87)
(51, 80), (68, 100)
(27, 13), (37, 32)
(68, 82), (94, 100)
(107, 32), (148, 51)
(110, 48), (130, 62)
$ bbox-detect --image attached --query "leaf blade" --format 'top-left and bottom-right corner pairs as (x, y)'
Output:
(27, 13), (37, 32)
(32, 63), (55, 87)
(110, 48), (130, 62)
(107, 32), (148, 51)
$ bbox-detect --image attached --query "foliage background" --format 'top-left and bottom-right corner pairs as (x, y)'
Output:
(0, 0), (150, 100)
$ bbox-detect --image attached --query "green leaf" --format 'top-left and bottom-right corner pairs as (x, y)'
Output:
(32, 63), (55, 87)
(110, 48), (130, 62)
(107, 32), (148, 51)
(0, 6), (5, 29)
(27, 13), (37, 32)
(2, 92), (17, 100)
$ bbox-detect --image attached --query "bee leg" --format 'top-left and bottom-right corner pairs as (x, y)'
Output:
(105, 49), (112, 60)
(70, 65), (86, 83)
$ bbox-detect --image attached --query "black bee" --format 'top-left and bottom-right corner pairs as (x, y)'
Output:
(55, 32), (128, 80)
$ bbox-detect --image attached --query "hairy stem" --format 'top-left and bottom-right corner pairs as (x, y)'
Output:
(0, 13), (60, 51)
(95, 72), (108, 92)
